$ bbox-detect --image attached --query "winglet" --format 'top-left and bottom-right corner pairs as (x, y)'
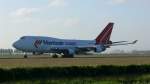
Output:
(132, 40), (138, 44)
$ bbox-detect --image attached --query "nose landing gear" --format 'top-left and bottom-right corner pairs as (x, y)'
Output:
(24, 54), (28, 58)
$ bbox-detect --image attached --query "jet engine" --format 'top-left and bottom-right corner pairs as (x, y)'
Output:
(94, 45), (106, 53)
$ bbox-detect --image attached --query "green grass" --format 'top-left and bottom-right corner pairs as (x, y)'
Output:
(3, 77), (150, 84)
(0, 65), (150, 84)
(2, 78), (123, 84)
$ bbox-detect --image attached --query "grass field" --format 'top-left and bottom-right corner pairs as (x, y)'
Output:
(0, 54), (150, 84)
(5, 78), (150, 84)
(0, 54), (149, 68)
(0, 65), (150, 84)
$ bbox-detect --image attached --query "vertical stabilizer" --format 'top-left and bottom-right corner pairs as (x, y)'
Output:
(96, 22), (114, 44)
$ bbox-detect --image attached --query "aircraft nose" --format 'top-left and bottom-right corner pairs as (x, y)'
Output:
(13, 41), (19, 49)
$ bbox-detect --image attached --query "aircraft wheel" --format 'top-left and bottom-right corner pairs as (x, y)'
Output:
(33, 52), (36, 55)
(62, 52), (74, 58)
(68, 54), (74, 58)
(24, 54), (28, 58)
(62, 50), (69, 58)
(62, 54), (74, 58)
(62, 55), (67, 58)
(52, 54), (58, 58)
(61, 50), (74, 58)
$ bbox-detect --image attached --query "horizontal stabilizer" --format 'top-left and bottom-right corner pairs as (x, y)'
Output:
(112, 41), (128, 44)
(105, 40), (138, 46)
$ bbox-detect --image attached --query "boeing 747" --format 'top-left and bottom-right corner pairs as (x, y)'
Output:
(13, 22), (137, 58)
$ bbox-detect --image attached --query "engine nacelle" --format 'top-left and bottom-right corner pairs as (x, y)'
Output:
(68, 49), (75, 55)
(94, 45), (106, 53)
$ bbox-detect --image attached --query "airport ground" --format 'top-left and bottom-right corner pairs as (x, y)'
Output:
(0, 54), (150, 68)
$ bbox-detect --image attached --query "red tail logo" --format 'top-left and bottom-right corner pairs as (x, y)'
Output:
(96, 23), (114, 44)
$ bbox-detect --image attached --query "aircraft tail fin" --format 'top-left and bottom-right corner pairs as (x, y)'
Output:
(95, 22), (114, 44)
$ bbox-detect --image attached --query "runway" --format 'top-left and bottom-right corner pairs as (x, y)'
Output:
(0, 54), (150, 68)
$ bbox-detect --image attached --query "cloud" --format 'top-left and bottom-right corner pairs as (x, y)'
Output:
(9, 0), (68, 23)
(47, 18), (80, 27)
(10, 0), (68, 18)
(11, 8), (39, 17)
(63, 18), (80, 27)
(48, 0), (67, 7)
(108, 0), (127, 5)
(10, 8), (39, 23)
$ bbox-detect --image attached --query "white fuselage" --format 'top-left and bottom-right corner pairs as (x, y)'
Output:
(13, 36), (97, 53)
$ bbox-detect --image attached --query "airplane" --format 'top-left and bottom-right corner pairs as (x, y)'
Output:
(13, 22), (137, 58)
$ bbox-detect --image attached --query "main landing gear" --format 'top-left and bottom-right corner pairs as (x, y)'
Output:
(52, 54), (59, 58)
(62, 50), (74, 58)
(23, 50), (75, 58)
(52, 50), (74, 58)
(51, 54), (74, 58)
(62, 54), (74, 58)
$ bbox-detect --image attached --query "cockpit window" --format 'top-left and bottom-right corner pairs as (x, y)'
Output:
(20, 36), (26, 39)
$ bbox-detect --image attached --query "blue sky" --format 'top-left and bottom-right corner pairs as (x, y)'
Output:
(0, 0), (150, 52)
